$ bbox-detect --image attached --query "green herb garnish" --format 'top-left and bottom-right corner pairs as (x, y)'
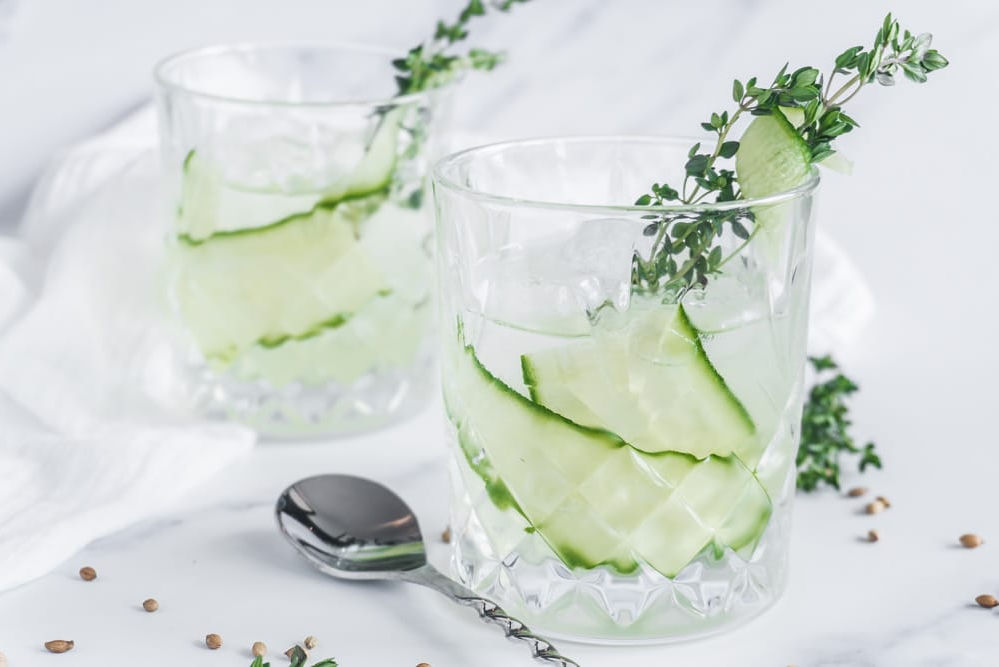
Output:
(383, 0), (529, 209)
(797, 355), (882, 492)
(393, 0), (530, 95)
(632, 13), (948, 296)
(249, 646), (338, 667)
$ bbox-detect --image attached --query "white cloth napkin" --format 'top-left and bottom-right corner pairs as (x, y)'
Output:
(0, 107), (254, 593)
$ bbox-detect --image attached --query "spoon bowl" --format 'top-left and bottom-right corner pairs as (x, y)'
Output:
(276, 474), (426, 579)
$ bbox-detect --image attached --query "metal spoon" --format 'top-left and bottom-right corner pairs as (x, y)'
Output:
(275, 473), (579, 666)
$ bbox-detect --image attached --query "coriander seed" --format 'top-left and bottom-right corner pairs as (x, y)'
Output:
(79, 566), (97, 581)
(846, 487), (867, 498)
(206, 633), (223, 650)
(252, 641), (267, 657)
(441, 526), (451, 543)
(142, 598), (159, 612)
(960, 534), (983, 549)
(417, 663), (431, 667)
(286, 646), (307, 660)
(304, 636), (318, 650)
(865, 500), (885, 515)
(975, 594), (998, 608)
(875, 495), (891, 509)
(867, 529), (879, 543)
(44, 640), (74, 653)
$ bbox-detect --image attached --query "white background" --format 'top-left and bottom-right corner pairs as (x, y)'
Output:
(1, 1), (998, 665)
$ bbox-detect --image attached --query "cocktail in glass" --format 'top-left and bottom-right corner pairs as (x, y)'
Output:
(433, 136), (818, 641)
(154, 44), (451, 436)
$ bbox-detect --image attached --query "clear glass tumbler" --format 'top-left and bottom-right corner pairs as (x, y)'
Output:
(154, 44), (451, 437)
(433, 137), (819, 642)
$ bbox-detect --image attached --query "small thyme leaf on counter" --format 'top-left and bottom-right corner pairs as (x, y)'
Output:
(631, 13), (947, 297)
(288, 645), (308, 666)
(275, 645), (339, 667)
(797, 355), (882, 492)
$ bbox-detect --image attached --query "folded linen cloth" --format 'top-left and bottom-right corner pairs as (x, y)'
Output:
(0, 104), (875, 593)
(0, 107), (254, 593)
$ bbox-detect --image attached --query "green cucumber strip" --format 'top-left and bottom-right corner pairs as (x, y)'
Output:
(522, 304), (758, 464)
(176, 109), (401, 245)
(735, 111), (812, 199)
(177, 150), (221, 241)
(521, 354), (602, 425)
(734, 110), (813, 263)
(177, 151), (325, 243)
(230, 292), (427, 386)
(172, 204), (388, 361)
(177, 190), (385, 247)
(446, 329), (772, 578)
(321, 108), (402, 204)
(254, 286), (393, 349)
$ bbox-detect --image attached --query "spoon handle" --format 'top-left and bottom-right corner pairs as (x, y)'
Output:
(411, 565), (580, 666)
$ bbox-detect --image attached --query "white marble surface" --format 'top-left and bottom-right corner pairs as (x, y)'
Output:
(2, 0), (999, 665)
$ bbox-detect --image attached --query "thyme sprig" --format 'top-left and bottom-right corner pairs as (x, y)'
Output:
(632, 13), (948, 297)
(385, 1), (529, 209)
(250, 646), (338, 667)
(393, 0), (530, 95)
(797, 356), (881, 492)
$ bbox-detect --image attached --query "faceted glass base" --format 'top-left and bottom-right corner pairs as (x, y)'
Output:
(189, 348), (436, 438)
(448, 458), (791, 644)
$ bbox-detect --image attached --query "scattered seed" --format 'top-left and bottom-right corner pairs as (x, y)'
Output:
(417, 663), (431, 667)
(252, 641), (267, 657)
(875, 495), (891, 509)
(975, 594), (998, 608)
(44, 640), (74, 654)
(441, 526), (451, 543)
(142, 598), (159, 612)
(206, 634), (223, 650)
(960, 534), (983, 549)
(79, 566), (97, 581)
(846, 487), (867, 498)
(867, 530), (880, 543)
(865, 500), (885, 515)
(304, 636), (318, 650)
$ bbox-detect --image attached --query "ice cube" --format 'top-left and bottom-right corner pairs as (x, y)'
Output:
(477, 217), (638, 334)
(682, 261), (769, 334)
(530, 217), (637, 316)
(218, 113), (368, 192)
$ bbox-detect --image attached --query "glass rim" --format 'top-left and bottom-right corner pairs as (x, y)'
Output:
(152, 41), (446, 108)
(432, 135), (821, 214)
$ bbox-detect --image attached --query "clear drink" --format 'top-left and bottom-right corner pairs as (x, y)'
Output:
(433, 137), (818, 641)
(154, 45), (450, 436)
